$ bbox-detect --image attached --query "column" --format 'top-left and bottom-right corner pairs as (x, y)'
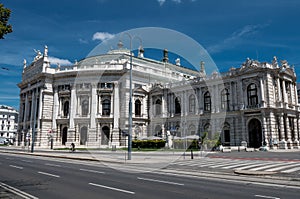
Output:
(162, 91), (167, 117)
(52, 86), (59, 143)
(67, 85), (76, 143)
(230, 82), (235, 111)
(277, 78), (282, 107)
(286, 116), (292, 149)
(239, 79), (244, 109)
(199, 87), (202, 113)
(293, 118), (299, 148)
(260, 77), (265, 107)
(290, 83), (294, 105)
(111, 82), (120, 147)
(29, 90), (35, 130)
(88, 83), (97, 146)
(23, 91), (29, 146)
(282, 80), (288, 108)
(278, 116), (285, 149)
(294, 83), (298, 106)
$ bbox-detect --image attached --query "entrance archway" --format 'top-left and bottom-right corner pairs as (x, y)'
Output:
(101, 126), (110, 145)
(62, 127), (68, 145)
(248, 119), (262, 148)
(80, 126), (88, 145)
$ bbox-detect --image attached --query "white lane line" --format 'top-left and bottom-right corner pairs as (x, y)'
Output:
(9, 165), (23, 170)
(137, 177), (184, 186)
(0, 182), (39, 199)
(255, 194), (280, 199)
(21, 159), (33, 163)
(45, 163), (61, 167)
(38, 171), (60, 178)
(79, 168), (105, 174)
(89, 183), (135, 194)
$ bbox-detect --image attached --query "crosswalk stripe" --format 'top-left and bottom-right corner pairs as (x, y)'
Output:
(171, 158), (300, 173)
(265, 163), (300, 172)
(249, 162), (295, 171)
(222, 161), (257, 169)
(281, 166), (300, 173)
(209, 161), (250, 168)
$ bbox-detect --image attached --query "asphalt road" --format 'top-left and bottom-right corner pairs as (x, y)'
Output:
(0, 153), (299, 199)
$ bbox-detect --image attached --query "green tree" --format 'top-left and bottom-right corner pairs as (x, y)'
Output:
(0, 4), (12, 39)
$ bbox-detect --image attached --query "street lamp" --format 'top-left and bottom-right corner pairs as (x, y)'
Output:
(120, 32), (142, 160)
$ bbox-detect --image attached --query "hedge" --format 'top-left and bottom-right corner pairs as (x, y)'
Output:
(132, 140), (166, 149)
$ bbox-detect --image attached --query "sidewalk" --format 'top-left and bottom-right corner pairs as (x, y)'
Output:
(0, 145), (210, 164)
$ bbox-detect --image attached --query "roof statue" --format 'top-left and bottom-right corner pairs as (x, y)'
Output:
(281, 60), (289, 68)
(33, 49), (43, 61)
(44, 45), (48, 57)
(175, 58), (181, 66)
(23, 59), (27, 69)
(272, 56), (278, 68)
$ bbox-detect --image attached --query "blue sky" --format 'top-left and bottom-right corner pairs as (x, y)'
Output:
(1, 0), (300, 109)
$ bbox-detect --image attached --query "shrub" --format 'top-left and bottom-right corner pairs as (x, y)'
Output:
(132, 140), (166, 149)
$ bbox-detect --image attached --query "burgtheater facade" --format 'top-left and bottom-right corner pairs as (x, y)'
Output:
(18, 45), (300, 149)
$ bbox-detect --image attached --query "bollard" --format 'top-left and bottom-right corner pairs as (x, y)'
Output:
(191, 150), (194, 159)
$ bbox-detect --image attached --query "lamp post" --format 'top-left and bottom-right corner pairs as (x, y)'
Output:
(121, 33), (142, 160)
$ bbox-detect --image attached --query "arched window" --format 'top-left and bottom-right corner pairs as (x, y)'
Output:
(102, 99), (111, 116)
(82, 99), (89, 116)
(63, 101), (69, 117)
(155, 99), (162, 115)
(221, 89), (230, 111)
(189, 95), (195, 113)
(135, 99), (141, 116)
(247, 84), (258, 107)
(204, 92), (211, 112)
(175, 97), (181, 114)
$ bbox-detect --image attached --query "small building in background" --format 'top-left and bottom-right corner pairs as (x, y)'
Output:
(0, 105), (18, 144)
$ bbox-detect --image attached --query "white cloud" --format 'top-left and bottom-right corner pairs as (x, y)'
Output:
(208, 24), (269, 54)
(172, 0), (181, 3)
(92, 32), (115, 41)
(79, 38), (88, 44)
(157, 0), (166, 6)
(158, 0), (188, 6)
(48, 56), (72, 66)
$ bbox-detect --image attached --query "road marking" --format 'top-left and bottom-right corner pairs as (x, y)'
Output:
(249, 162), (294, 171)
(89, 183), (135, 194)
(9, 165), (23, 170)
(79, 168), (105, 174)
(137, 177), (184, 186)
(45, 163), (61, 167)
(0, 182), (39, 199)
(21, 159), (33, 163)
(38, 171), (60, 178)
(5, 157), (13, 160)
(281, 166), (300, 173)
(266, 163), (300, 172)
(255, 194), (280, 199)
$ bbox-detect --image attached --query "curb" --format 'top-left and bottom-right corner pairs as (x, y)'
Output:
(234, 169), (277, 176)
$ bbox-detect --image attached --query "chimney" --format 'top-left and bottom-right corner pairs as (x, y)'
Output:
(162, 49), (169, 63)
(199, 61), (206, 77)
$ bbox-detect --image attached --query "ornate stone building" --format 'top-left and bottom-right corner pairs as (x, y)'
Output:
(17, 45), (300, 149)
(150, 58), (300, 149)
